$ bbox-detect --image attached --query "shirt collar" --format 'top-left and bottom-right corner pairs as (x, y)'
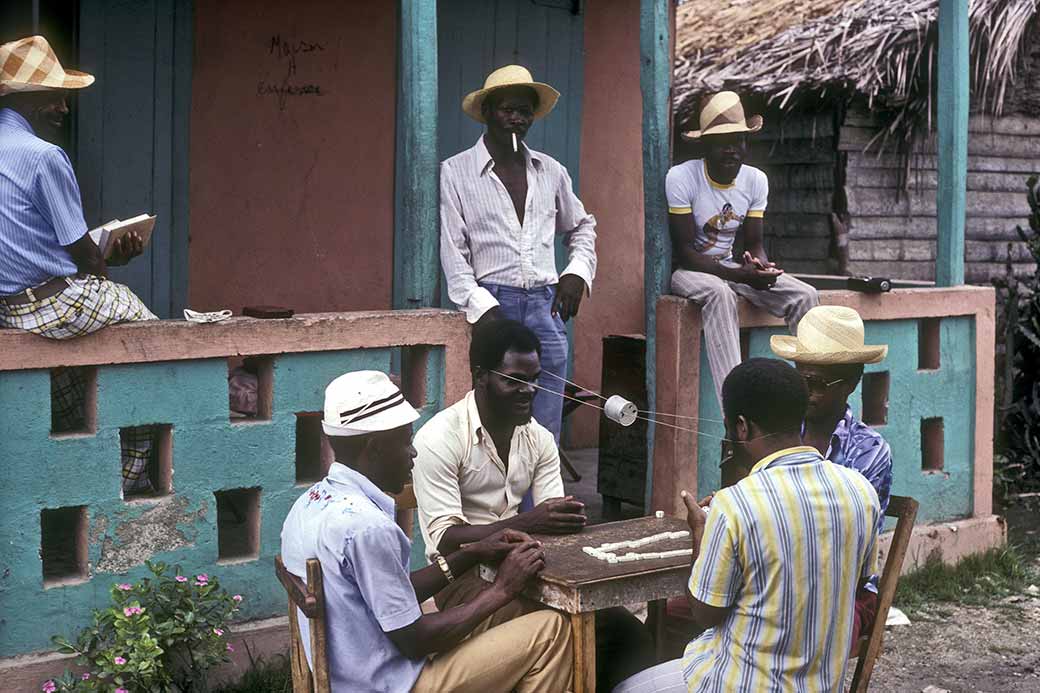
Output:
(831, 406), (855, 442)
(464, 389), (530, 446)
(325, 462), (396, 519)
(0, 108), (34, 135)
(750, 445), (822, 475)
(473, 135), (543, 177)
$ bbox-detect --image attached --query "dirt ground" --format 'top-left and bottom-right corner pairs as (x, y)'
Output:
(850, 499), (1040, 693)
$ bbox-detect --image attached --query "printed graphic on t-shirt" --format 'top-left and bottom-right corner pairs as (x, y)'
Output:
(665, 160), (769, 260)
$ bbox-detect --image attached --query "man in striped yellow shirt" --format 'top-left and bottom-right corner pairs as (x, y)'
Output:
(614, 358), (880, 692)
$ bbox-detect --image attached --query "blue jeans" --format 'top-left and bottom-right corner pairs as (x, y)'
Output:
(481, 284), (569, 443)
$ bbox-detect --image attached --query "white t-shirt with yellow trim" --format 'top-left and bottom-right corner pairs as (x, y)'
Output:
(665, 160), (768, 260)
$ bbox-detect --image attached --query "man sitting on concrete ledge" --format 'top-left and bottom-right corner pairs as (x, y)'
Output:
(0, 36), (157, 494)
(280, 370), (572, 692)
(666, 91), (818, 410)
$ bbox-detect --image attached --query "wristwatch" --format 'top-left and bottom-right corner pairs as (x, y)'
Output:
(431, 552), (454, 584)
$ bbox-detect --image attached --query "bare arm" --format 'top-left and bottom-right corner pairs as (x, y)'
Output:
(741, 216), (772, 268)
(63, 234), (107, 278)
(389, 542), (545, 658)
(436, 496), (587, 555)
(410, 529), (530, 603)
(669, 214), (780, 290)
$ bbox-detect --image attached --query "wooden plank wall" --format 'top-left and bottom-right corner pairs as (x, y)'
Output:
(748, 110), (841, 275)
(841, 107), (1035, 284)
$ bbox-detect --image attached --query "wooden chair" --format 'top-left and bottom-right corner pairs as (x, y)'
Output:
(275, 484), (419, 693)
(848, 494), (919, 692)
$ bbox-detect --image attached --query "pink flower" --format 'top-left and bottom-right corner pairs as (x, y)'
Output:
(116, 689), (129, 693)
(117, 583), (132, 591)
(113, 656), (127, 665)
(214, 627), (224, 636)
(123, 606), (144, 617)
(175, 575), (188, 583)
(81, 673), (91, 680)
(232, 594), (243, 602)
(195, 573), (209, 583)
(226, 643), (235, 652)
(41, 681), (56, 693)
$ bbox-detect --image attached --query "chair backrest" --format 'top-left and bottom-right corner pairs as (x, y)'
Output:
(848, 494), (919, 693)
(275, 484), (416, 693)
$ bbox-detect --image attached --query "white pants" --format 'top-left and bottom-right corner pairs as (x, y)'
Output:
(612, 658), (686, 692)
(670, 269), (819, 409)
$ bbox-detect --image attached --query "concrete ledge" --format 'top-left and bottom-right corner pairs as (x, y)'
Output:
(0, 616), (291, 692)
(878, 514), (1007, 575)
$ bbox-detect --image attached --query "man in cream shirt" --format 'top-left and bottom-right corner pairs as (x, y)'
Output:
(413, 319), (654, 689)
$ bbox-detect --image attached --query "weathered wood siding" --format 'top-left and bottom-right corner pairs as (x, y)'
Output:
(748, 110), (842, 275)
(841, 108), (1035, 284)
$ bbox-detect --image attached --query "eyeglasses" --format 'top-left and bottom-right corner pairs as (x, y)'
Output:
(802, 376), (846, 392)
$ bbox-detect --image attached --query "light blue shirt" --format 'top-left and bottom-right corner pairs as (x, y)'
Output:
(280, 463), (425, 692)
(0, 108), (84, 295)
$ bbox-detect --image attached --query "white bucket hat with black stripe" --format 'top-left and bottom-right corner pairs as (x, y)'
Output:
(322, 371), (419, 437)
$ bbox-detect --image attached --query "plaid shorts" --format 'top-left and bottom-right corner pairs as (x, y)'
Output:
(1, 276), (158, 493)
(0, 275), (156, 339)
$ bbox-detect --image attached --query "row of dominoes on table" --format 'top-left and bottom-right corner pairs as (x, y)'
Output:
(581, 530), (692, 563)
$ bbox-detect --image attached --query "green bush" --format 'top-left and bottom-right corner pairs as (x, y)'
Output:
(43, 561), (243, 693)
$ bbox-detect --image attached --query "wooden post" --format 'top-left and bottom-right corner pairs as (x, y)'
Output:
(640, 0), (674, 508)
(570, 612), (596, 693)
(936, 0), (968, 287)
(394, 0), (440, 309)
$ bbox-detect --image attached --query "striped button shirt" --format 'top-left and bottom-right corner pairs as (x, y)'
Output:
(0, 108), (84, 295)
(440, 136), (597, 323)
(683, 446), (880, 693)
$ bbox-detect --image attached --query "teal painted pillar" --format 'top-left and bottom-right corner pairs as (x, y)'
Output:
(394, 0), (440, 309)
(641, 0), (673, 506)
(936, 0), (968, 287)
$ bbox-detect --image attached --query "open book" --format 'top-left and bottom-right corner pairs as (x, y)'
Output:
(88, 213), (156, 259)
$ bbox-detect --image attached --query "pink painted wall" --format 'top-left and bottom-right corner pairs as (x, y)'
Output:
(189, 0), (396, 314)
(569, 0), (647, 447)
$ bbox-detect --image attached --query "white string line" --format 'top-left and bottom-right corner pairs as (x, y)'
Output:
(539, 369), (609, 401)
(638, 410), (725, 424)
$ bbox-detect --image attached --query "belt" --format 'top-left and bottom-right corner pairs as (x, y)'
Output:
(0, 276), (74, 306)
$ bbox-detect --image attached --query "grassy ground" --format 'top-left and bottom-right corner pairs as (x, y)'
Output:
(212, 655), (291, 693)
(894, 544), (1036, 614)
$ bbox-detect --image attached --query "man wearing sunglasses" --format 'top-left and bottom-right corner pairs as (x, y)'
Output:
(771, 304), (893, 648)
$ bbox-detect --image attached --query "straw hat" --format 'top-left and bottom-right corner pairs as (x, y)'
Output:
(0, 36), (94, 96)
(322, 371), (419, 438)
(682, 91), (763, 140)
(770, 306), (888, 365)
(462, 65), (560, 123)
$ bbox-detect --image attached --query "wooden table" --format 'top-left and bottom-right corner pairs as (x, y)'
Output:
(479, 516), (693, 692)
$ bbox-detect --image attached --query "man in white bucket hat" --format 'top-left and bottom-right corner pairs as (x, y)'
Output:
(666, 91), (818, 410)
(772, 304), (893, 647)
(280, 370), (573, 692)
(0, 36), (157, 494)
(440, 64), (598, 447)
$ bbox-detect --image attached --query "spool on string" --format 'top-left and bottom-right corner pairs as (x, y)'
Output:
(489, 370), (731, 441)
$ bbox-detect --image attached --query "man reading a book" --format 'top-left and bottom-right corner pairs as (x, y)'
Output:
(0, 36), (159, 493)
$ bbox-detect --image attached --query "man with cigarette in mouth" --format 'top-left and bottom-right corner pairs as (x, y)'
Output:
(439, 65), (597, 447)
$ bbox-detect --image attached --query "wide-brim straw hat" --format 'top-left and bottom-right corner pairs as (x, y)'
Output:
(462, 65), (560, 124)
(0, 35), (94, 96)
(771, 305), (888, 365)
(682, 91), (763, 140)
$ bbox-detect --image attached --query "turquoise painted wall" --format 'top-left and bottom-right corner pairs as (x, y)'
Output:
(694, 317), (976, 525)
(0, 347), (444, 657)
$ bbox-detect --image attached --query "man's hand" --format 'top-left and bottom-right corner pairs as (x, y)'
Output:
(730, 262), (782, 290)
(552, 274), (587, 321)
(681, 490), (712, 540)
(474, 306), (504, 331)
(490, 541), (545, 599)
(467, 528), (534, 563)
(741, 251), (778, 272)
(518, 496), (587, 534)
(107, 231), (145, 267)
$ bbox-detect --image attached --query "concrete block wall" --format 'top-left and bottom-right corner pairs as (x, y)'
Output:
(0, 311), (469, 660)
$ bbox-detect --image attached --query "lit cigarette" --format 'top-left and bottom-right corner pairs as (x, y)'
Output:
(512, 132), (518, 153)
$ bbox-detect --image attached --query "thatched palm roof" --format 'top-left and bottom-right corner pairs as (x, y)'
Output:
(674, 0), (1039, 132)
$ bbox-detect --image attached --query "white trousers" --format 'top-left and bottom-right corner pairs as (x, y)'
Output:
(612, 658), (686, 693)
(670, 269), (819, 409)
